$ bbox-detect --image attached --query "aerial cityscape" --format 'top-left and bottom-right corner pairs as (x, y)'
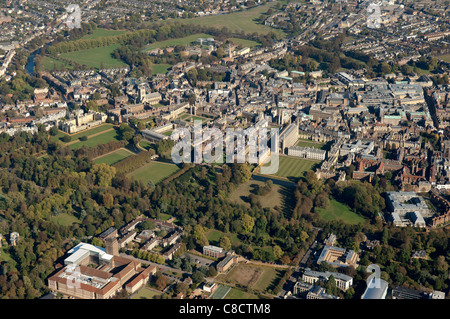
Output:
(0, 0), (450, 306)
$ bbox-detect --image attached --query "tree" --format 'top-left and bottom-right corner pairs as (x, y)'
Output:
(219, 236), (232, 251)
(192, 270), (204, 284)
(273, 245), (283, 260)
(207, 265), (217, 277)
(240, 214), (255, 233)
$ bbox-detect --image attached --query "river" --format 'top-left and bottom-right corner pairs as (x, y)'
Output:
(25, 48), (40, 76)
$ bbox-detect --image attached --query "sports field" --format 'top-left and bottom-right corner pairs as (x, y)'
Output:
(316, 199), (366, 225)
(224, 288), (259, 299)
(127, 161), (180, 185)
(93, 148), (135, 165)
(263, 156), (320, 180)
(210, 285), (232, 299)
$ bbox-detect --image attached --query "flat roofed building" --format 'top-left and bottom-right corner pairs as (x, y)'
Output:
(203, 245), (225, 258)
(317, 245), (359, 268)
(48, 242), (156, 299)
(288, 146), (326, 160)
(302, 268), (353, 291)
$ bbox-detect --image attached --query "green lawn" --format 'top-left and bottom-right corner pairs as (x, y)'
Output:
(316, 199), (366, 225)
(263, 156), (320, 181)
(229, 37), (261, 48)
(225, 287), (259, 299)
(0, 246), (16, 266)
(253, 267), (285, 292)
(69, 129), (120, 150)
(50, 213), (81, 226)
(161, 1), (286, 37)
(143, 33), (214, 51)
(81, 28), (127, 40)
(127, 161), (180, 185)
(67, 124), (115, 140)
(94, 149), (135, 165)
(55, 44), (126, 70)
(41, 56), (69, 71)
(295, 138), (326, 149)
(131, 287), (162, 299)
(205, 229), (241, 247)
(139, 140), (153, 151)
(152, 63), (172, 74)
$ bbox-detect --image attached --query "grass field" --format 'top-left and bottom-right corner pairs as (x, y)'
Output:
(217, 264), (284, 294)
(225, 288), (259, 299)
(152, 63), (172, 74)
(50, 213), (81, 226)
(316, 199), (366, 225)
(42, 44), (126, 71)
(81, 28), (127, 40)
(228, 180), (283, 209)
(94, 148), (135, 165)
(162, 1), (286, 37)
(67, 124), (115, 140)
(205, 229), (241, 247)
(229, 37), (261, 48)
(143, 33), (213, 51)
(131, 287), (162, 299)
(127, 161), (180, 185)
(0, 246), (16, 266)
(262, 156), (320, 181)
(295, 138), (326, 149)
(69, 129), (120, 150)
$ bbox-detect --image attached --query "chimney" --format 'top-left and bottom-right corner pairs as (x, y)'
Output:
(105, 237), (119, 256)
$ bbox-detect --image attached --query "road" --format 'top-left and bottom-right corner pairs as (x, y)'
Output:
(278, 228), (322, 298)
(119, 253), (190, 276)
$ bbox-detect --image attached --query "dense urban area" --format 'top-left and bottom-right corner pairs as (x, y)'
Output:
(0, 0), (449, 302)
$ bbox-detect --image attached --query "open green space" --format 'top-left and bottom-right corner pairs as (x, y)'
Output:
(43, 44), (126, 71)
(143, 33), (214, 51)
(224, 287), (259, 299)
(152, 63), (172, 74)
(69, 129), (120, 150)
(316, 199), (366, 225)
(94, 148), (135, 165)
(127, 161), (180, 185)
(217, 263), (284, 294)
(131, 287), (162, 299)
(68, 124), (115, 140)
(228, 180), (285, 210)
(161, 1), (285, 37)
(50, 213), (81, 226)
(205, 229), (241, 247)
(229, 37), (261, 48)
(263, 156), (320, 181)
(295, 138), (326, 149)
(0, 246), (16, 266)
(81, 28), (127, 40)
